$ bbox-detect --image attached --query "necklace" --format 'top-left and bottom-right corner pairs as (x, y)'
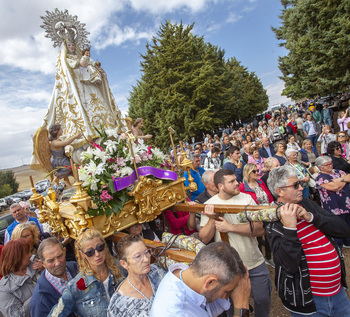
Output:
(179, 269), (184, 282)
(127, 276), (151, 302)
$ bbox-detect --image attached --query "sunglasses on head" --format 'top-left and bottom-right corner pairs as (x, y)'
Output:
(281, 180), (302, 190)
(82, 243), (105, 257)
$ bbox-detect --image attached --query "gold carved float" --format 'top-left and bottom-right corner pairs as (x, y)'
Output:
(29, 128), (196, 239)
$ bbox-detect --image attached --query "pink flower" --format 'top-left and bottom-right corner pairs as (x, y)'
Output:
(147, 146), (152, 155)
(109, 158), (116, 163)
(120, 133), (127, 140)
(135, 155), (141, 164)
(100, 190), (113, 203)
(117, 157), (126, 167)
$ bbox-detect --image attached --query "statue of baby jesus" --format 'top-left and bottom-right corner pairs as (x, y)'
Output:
(79, 48), (102, 84)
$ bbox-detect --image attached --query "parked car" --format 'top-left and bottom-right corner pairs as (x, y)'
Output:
(35, 179), (51, 193)
(20, 189), (33, 200)
(3, 196), (14, 206)
(0, 213), (15, 244)
(9, 196), (21, 203)
(0, 199), (7, 212)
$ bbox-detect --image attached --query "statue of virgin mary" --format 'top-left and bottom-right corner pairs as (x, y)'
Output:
(31, 9), (124, 173)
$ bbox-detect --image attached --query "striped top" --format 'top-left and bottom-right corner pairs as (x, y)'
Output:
(296, 219), (341, 296)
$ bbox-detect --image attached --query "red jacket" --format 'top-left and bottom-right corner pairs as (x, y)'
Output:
(288, 121), (298, 134)
(238, 180), (274, 204)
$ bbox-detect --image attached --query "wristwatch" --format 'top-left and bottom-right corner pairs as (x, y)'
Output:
(233, 307), (250, 317)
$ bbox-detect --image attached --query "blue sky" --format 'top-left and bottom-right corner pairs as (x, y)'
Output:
(0, 0), (291, 169)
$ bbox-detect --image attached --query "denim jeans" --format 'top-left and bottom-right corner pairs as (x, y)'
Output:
(290, 287), (350, 317)
(308, 134), (318, 148)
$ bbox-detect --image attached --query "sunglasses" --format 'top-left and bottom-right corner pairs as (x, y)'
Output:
(338, 135), (346, 138)
(251, 170), (258, 174)
(281, 180), (302, 190)
(335, 147), (342, 150)
(82, 243), (106, 257)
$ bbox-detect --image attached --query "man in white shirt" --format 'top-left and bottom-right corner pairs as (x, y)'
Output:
(199, 169), (271, 317)
(151, 242), (251, 317)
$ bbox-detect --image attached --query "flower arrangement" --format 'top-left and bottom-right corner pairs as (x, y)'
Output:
(78, 127), (171, 217)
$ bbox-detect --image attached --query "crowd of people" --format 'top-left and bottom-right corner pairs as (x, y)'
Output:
(2, 101), (350, 317)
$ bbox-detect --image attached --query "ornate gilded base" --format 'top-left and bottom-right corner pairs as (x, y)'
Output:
(33, 176), (187, 239)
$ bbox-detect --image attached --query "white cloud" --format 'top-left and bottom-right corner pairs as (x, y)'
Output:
(127, 0), (211, 14)
(226, 12), (242, 23)
(265, 80), (292, 107)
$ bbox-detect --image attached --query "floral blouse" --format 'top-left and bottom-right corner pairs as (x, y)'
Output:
(315, 170), (350, 215)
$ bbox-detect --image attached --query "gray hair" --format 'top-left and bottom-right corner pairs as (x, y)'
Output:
(315, 156), (332, 168)
(202, 170), (215, 184)
(10, 203), (21, 211)
(264, 157), (279, 170)
(267, 166), (298, 198)
(285, 149), (298, 158)
(37, 237), (64, 262)
(190, 242), (246, 285)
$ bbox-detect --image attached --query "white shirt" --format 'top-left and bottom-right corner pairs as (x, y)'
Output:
(201, 193), (265, 270)
(150, 264), (230, 317)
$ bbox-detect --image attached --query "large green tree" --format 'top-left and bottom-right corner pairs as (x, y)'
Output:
(129, 21), (268, 149)
(274, 0), (350, 99)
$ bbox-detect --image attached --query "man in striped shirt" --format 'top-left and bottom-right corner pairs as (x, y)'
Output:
(266, 166), (350, 316)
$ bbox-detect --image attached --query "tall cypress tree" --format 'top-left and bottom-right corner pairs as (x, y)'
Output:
(129, 21), (268, 148)
(274, 0), (350, 99)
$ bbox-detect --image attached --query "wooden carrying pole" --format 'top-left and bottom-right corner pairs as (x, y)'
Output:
(173, 203), (273, 214)
(112, 232), (196, 263)
(173, 203), (276, 245)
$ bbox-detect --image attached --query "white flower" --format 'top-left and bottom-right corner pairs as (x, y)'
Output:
(105, 128), (119, 139)
(119, 166), (134, 177)
(104, 140), (118, 154)
(85, 161), (97, 175)
(151, 147), (165, 160)
(95, 163), (105, 175)
(92, 147), (110, 163)
(80, 147), (94, 161)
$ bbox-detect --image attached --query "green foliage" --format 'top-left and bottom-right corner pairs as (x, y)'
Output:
(129, 21), (268, 149)
(0, 170), (19, 197)
(274, 0), (350, 99)
(0, 184), (12, 198)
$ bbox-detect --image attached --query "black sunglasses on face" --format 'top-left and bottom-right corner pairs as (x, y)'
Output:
(281, 180), (302, 190)
(251, 170), (258, 174)
(83, 243), (106, 257)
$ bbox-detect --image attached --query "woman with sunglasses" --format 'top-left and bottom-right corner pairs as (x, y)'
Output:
(336, 131), (350, 160)
(108, 234), (166, 317)
(315, 156), (350, 249)
(49, 227), (123, 317)
(327, 141), (350, 173)
(239, 163), (274, 266)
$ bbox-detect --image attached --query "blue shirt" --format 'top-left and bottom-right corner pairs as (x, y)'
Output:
(184, 167), (205, 201)
(5, 216), (44, 244)
(150, 264), (230, 317)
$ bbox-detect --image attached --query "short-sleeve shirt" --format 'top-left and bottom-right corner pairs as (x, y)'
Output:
(200, 193), (265, 270)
